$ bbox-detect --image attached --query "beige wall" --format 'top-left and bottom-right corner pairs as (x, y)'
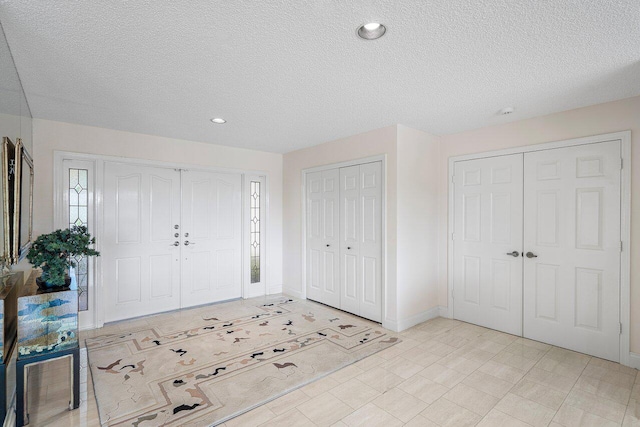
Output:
(32, 118), (284, 290)
(396, 125), (440, 322)
(438, 95), (640, 353)
(283, 125), (400, 323)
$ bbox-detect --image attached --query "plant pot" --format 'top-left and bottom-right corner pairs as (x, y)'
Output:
(35, 275), (72, 292)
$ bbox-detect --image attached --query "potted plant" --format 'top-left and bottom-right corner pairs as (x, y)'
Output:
(26, 225), (100, 291)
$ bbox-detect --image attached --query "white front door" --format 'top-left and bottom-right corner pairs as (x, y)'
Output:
(306, 169), (340, 308)
(453, 154), (524, 336)
(181, 170), (242, 307)
(523, 141), (621, 361)
(340, 162), (382, 322)
(103, 163), (182, 322)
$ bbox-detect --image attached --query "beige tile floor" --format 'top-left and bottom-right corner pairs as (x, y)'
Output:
(22, 303), (639, 426)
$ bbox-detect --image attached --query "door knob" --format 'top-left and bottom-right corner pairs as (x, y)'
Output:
(326, 244), (330, 247)
(506, 251), (519, 257)
(347, 246), (351, 250)
(184, 241), (195, 246)
(526, 252), (538, 258)
(171, 241), (179, 247)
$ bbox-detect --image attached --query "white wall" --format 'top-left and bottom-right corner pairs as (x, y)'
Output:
(283, 125), (399, 324)
(396, 125), (440, 326)
(437, 95), (640, 354)
(32, 118), (284, 292)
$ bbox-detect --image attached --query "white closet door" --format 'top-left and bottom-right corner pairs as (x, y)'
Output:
(358, 162), (383, 322)
(306, 169), (340, 307)
(453, 154), (524, 335)
(181, 170), (242, 308)
(340, 165), (361, 315)
(523, 142), (621, 361)
(339, 162), (382, 322)
(103, 163), (181, 322)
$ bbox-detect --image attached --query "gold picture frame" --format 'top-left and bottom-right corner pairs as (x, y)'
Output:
(1, 137), (16, 267)
(13, 138), (33, 264)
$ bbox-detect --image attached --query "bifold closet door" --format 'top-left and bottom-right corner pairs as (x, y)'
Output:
(103, 163), (182, 322)
(452, 154), (524, 335)
(181, 171), (242, 308)
(306, 169), (340, 308)
(340, 162), (382, 322)
(523, 141), (621, 361)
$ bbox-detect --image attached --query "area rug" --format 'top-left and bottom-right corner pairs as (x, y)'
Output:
(86, 297), (399, 426)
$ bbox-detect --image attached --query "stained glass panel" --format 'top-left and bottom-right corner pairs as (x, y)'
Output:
(69, 168), (89, 311)
(250, 181), (261, 283)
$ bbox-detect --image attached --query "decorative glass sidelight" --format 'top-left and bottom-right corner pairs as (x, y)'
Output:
(250, 181), (261, 283)
(69, 168), (89, 311)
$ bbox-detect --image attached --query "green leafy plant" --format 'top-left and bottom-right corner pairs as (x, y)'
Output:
(26, 226), (100, 286)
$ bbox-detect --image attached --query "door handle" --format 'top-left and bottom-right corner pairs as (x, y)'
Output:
(506, 251), (519, 257)
(184, 241), (195, 246)
(526, 252), (538, 258)
(171, 241), (179, 247)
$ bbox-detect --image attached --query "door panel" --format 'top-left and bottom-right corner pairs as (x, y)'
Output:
(340, 165), (360, 315)
(453, 154), (523, 335)
(523, 141), (621, 361)
(181, 171), (242, 308)
(103, 163), (181, 322)
(306, 169), (340, 308)
(358, 162), (382, 322)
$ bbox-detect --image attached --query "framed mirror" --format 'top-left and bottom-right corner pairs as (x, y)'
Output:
(13, 138), (33, 263)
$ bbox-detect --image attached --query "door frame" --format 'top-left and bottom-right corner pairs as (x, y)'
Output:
(447, 131), (631, 366)
(301, 155), (388, 326)
(53, 150), (273, 329)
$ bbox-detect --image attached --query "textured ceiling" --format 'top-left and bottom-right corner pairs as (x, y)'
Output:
(0, 1), (639, 153)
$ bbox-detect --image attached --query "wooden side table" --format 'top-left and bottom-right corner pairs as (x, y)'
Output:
(0, 271), (20, 424)
(15, 271), (79, 426)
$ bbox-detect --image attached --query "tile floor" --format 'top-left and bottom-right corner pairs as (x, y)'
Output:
(23, 304), (639, 426)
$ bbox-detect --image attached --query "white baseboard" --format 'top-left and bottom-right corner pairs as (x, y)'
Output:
(629, 352), (640, 370)
(394, 306), (442, 332)
(282, 287), (304, 299)
(268, 284), (283, 295)
(438, 306), (451, 318)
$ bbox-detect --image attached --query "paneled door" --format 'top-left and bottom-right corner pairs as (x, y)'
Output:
(103, 163), (181, 322)
(453, 154), (524, 335)
(306, 169), (340, 308)
(340, 162), (382, 322)
(181, 171), (242, 308)
(523, 141), (621, 361)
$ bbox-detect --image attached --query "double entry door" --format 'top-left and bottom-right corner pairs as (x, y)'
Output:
(306, 161), (383, 322)
(453, 141), (621, 361)
(103, 162), (242, 322)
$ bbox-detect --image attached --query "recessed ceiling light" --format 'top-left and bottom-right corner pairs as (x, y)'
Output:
(357, 22), (386, 40)
(210, 118), (226, 124)
(498, 107), (515, 116)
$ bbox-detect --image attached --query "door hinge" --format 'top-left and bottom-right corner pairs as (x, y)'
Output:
(621, 241), (623, 252)
(451, 233), (455, 241)
(620, 322), (623, 334)
(621, 158), (624, 170)
(451, 175), (455, 183)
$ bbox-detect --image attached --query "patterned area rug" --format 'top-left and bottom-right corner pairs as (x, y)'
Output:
(86, 297), (399, 426)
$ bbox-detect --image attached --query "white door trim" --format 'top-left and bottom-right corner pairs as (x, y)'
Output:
(301, 154), (388, 327)
(447, 131), (631, 366)
(54, 150), (273, 329)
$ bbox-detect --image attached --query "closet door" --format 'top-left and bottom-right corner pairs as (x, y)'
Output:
(103, 163), (181, 322)
(306, 169), (340, 307)
(340, 162), (382, 322)
(452, 154), (524, 335)
(181, 171), (242, 308)
(523, 141), (621, 361)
